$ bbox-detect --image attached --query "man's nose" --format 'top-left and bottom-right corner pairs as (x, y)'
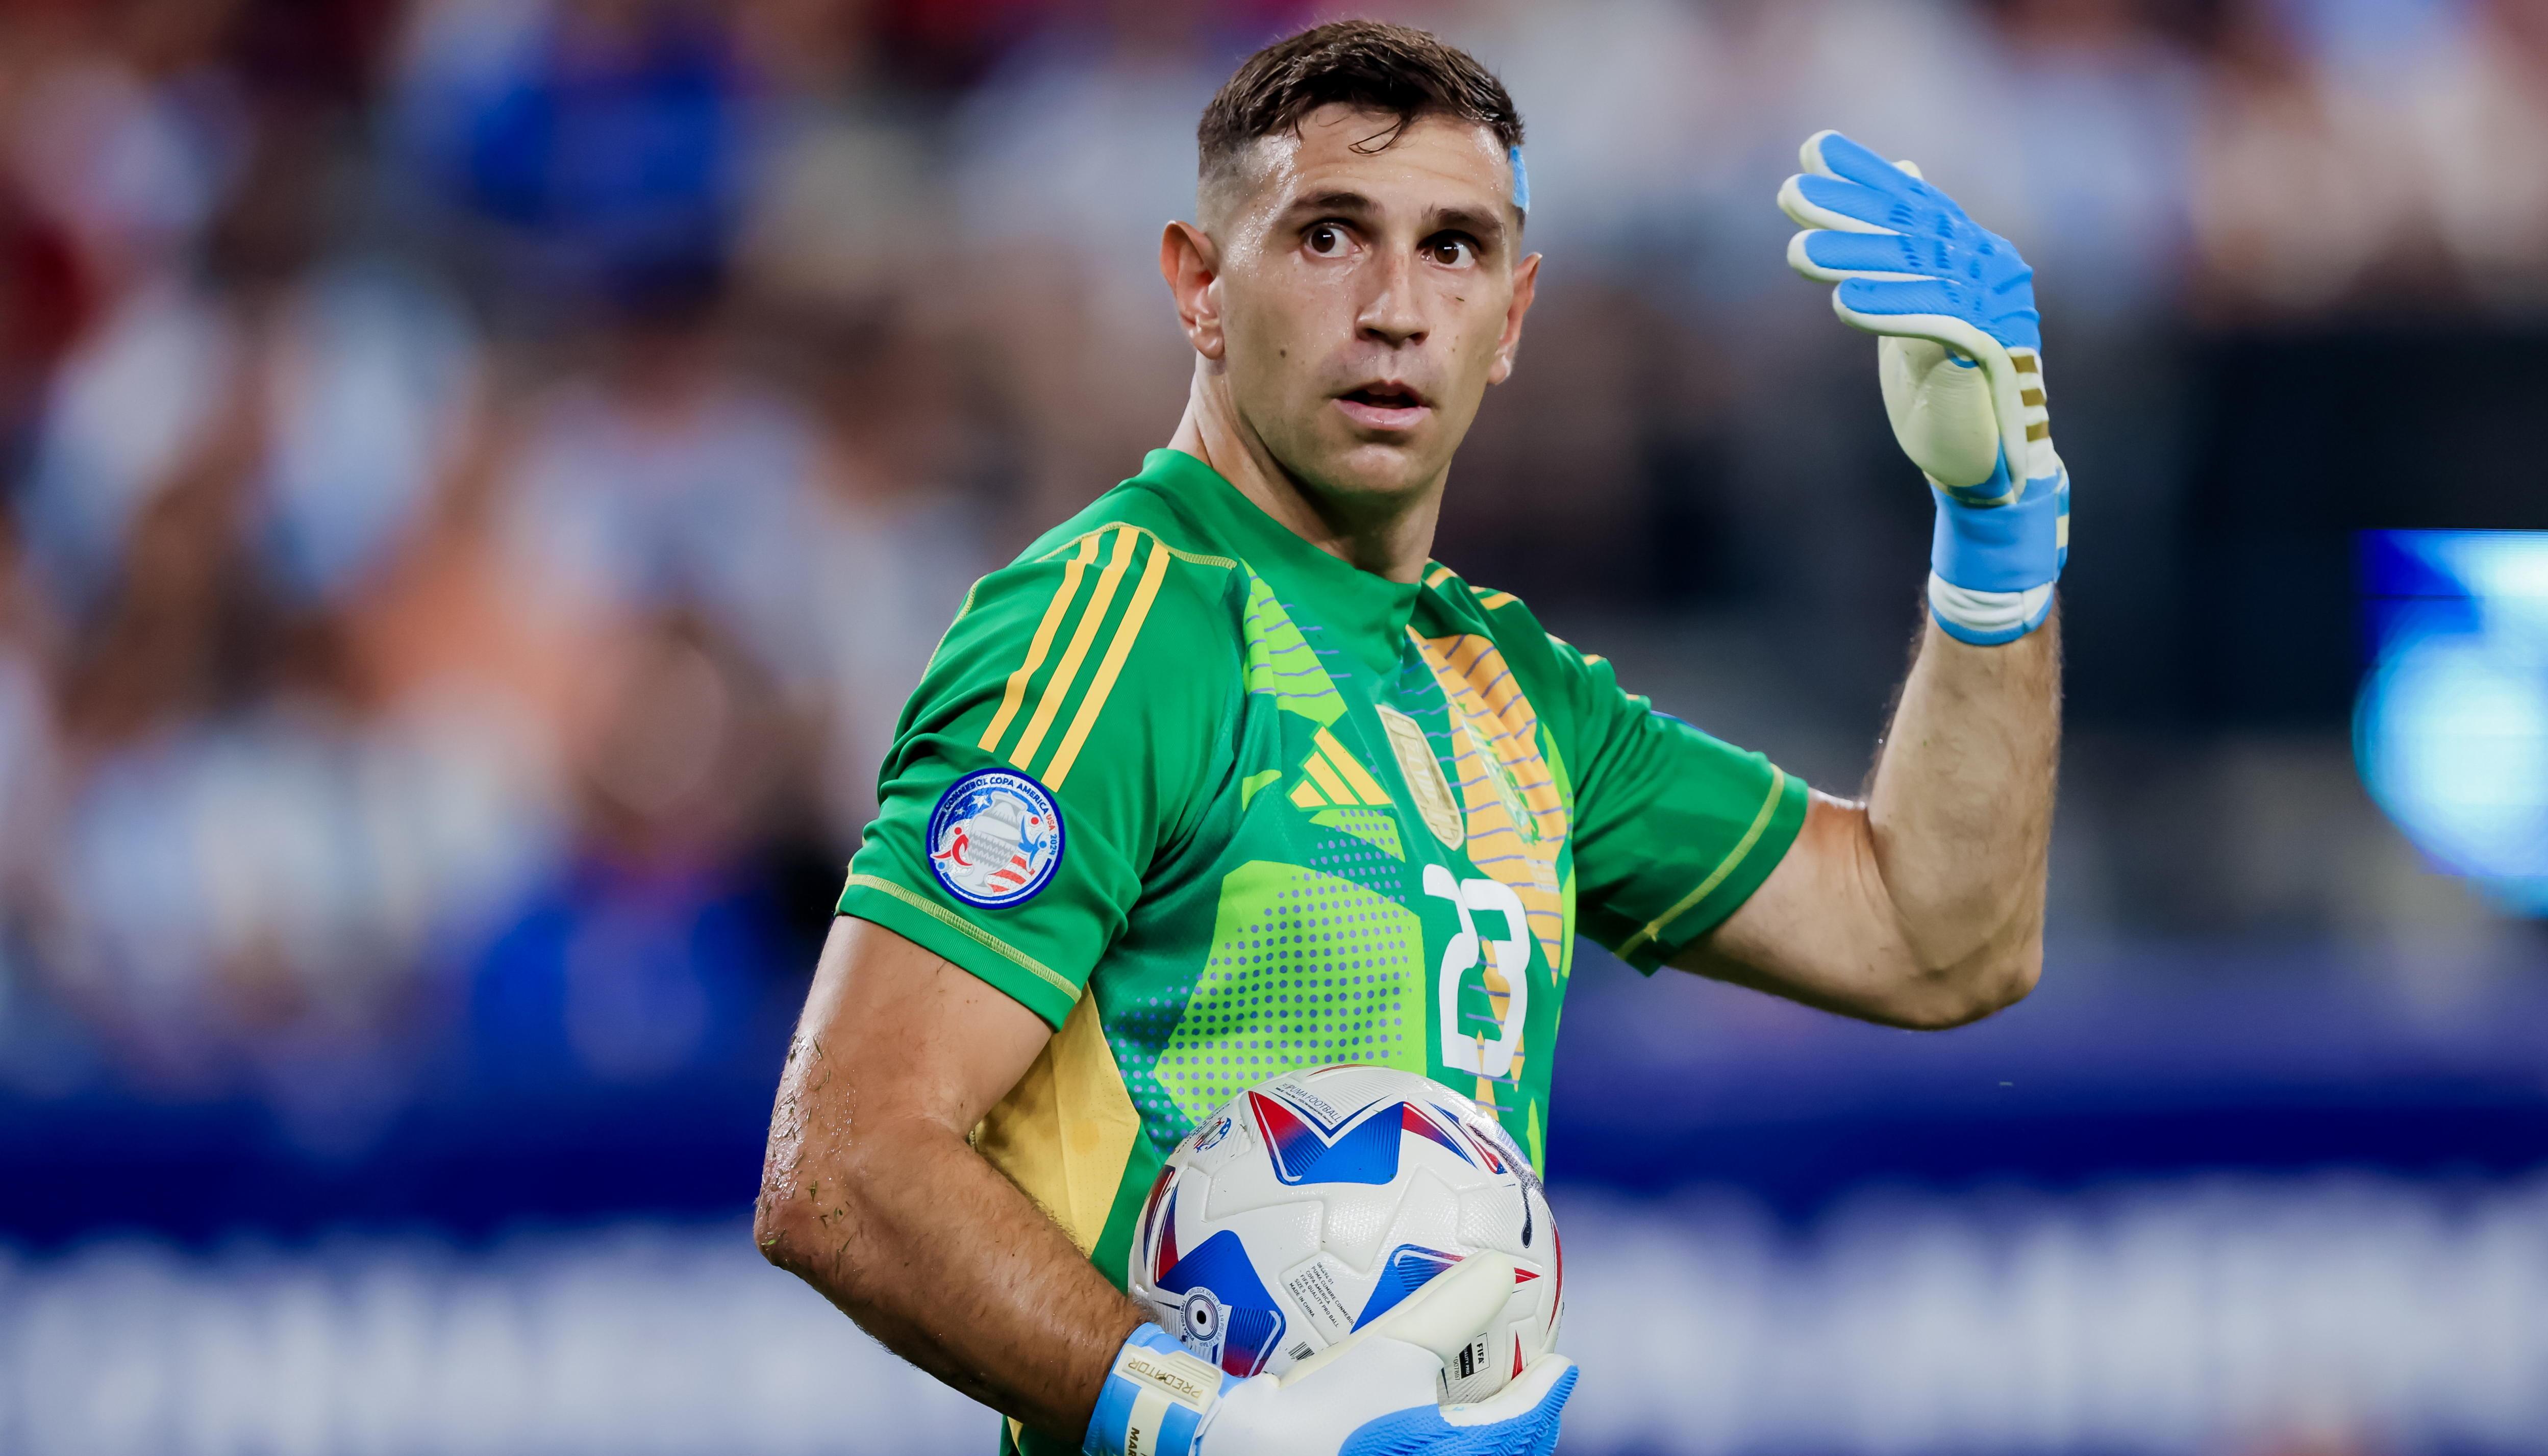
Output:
(1357, 249), (1428, 347)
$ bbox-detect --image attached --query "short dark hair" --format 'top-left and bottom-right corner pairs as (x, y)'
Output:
(1197, 20), (1523, 206)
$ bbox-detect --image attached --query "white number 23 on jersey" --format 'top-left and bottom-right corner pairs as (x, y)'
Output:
(1423, 864), (1530, 1082)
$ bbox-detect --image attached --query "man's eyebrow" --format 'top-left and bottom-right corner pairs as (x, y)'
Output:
(1284, 188), (1381, 220)
(1427, 206), (1508, 247)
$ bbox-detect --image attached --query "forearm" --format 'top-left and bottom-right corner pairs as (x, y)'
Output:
(1681, 610), (2057, 1027)
(1690, 130), (2064, 1028)
(1863, 609), (2060, 987)
(754, 919), (1150, 1441)
(757, 1101), (1147, 1436)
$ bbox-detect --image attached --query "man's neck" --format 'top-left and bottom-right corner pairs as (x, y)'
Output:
(1166, 370), (1441, 584)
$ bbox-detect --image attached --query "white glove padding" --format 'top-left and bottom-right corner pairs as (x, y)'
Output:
(1085, 1253), (1576, 1456)
(1880, 335), (2003, 492)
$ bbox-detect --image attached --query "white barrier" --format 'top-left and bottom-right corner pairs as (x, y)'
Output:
(4, 1173), (2545, 1454)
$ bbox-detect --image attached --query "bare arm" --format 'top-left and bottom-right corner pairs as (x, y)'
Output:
(755, 916), (1148, 1440)
(1676, 611), (2059, 1028)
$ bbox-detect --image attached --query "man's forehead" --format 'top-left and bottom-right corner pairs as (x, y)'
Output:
(1237, 105), (1515, 218)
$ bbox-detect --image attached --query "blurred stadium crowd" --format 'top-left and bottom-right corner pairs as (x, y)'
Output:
(7, 4), (2548, 1452)
(0, 0), (2542, 1127)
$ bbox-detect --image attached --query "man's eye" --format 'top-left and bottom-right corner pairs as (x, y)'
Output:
(1306, 224), (1344, 256)
(1431, 239), (1474, 266)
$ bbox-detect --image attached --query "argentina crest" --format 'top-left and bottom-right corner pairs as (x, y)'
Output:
(927, 768), (1064, 908)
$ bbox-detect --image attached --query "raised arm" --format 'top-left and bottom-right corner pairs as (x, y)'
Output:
(1678, 615), (2057, 1027)
(754, 915), (1146, 1437)
(1672, 130), (2068, 1027)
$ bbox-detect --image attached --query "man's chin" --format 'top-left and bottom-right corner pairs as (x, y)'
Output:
(1288, 434), (1443, 503)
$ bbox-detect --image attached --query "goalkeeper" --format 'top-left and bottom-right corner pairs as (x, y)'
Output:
(756, 22), (2061, 1456)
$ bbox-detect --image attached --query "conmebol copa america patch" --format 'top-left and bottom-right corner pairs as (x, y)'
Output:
(927, 768), (1064, 907)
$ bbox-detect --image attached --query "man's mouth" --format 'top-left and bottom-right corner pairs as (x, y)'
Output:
(1335, 382), (1431, 432)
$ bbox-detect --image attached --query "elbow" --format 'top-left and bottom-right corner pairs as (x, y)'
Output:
(755, 1175), (890, 1313)
(753, 1177), (817, 1272)
(1961, 938), (2042, 1024)
(1892, 936), (2041, 1031)
(754, 1162), (868, 1287)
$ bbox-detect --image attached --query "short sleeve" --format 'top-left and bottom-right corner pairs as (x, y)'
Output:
(838, 524), (1237, 1028)
(1554, 637), (1809, 972)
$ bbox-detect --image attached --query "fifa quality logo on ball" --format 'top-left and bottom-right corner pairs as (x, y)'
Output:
(927, 768), (1064, 908)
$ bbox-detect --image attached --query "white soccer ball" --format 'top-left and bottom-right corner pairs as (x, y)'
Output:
(1126, 1065), (1562, 1404)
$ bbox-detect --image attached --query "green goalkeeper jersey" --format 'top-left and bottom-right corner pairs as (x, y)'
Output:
(838, 449), (1805, 1450)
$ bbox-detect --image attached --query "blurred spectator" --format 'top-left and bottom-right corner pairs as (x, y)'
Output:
(0, 514), (57, 941)
(1751, 0), (2026, 246)
(1985, 0), (2194, 319)
(468, 609), (791, 1086)
(489, 298), (822, 714)
(0, 178), (89, 478)
(2403, 0), (2548, 311)
(777, 308), (994, 835)
(1460, 0), (1743, 261)
(258, 261), (484, 604)
(2185, 0), (2425, 317)
(3, 0), (250, 299)
(15, 266), (240, 612)
(731, 0), (950, 309)
(943, 3), (1219, 519)
(395, 0), (753, 324)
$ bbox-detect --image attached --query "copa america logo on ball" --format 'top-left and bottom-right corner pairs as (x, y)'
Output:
(927, 768), (1064, 908)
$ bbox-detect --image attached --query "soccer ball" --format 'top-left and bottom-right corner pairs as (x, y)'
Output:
(1127, 1065), (1562, 1404)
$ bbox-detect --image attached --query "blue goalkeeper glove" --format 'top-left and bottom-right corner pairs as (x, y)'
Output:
(1779, 129), (2069, 645)
(1084, 1253), (1575, 1456)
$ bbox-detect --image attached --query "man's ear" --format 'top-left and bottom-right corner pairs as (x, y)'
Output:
(1161, 220), (1225, 361)
(1487, 251), (1540, 386)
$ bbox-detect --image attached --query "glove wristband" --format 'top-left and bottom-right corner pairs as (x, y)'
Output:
(1927, 575), (2054, 645)
(1927, 463), (2066, 646)
(1085, 1325), (1232, 1456)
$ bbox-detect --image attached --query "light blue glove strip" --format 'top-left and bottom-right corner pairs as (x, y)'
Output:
(1086, 1325), (1232, 1456)
(1338, 1367), (1578, 1456)
(1160, 1396), (1206, 1454)
(1796, 230), (1953, 277)
(1931, 476), (2063, 594)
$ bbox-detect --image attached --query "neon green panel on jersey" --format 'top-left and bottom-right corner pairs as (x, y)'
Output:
(1155, 860), (1427, 1123)
(837, 450), (1807, 1456)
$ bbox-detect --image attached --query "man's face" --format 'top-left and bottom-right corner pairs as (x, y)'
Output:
(1201, 106), (1536, 505)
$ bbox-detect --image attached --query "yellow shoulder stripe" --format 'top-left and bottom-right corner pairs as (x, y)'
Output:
(980, 533), (1101, 756)
(1012, 525), (1140, 768)
(981, 521), (1224, 781)
(1045, 532), (1174, 788)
